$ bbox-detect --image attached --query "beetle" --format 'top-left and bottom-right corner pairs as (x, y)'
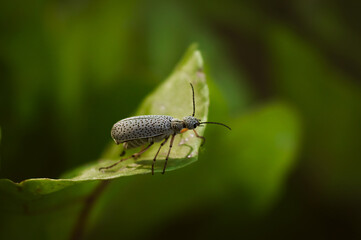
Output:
(99, 83), (231, 175)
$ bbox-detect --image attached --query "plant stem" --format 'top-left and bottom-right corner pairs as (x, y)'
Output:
(70, 180), (110, 240)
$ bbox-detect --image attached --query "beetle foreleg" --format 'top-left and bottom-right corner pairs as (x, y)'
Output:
(193, 129), (205, 146)
(162, 134), (176, 174)
(152, 137), (169, 175)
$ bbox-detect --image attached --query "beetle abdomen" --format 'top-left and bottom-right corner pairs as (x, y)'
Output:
(111, 115), (173, 144)
(123, 134), (168, 149)
(123, 138), (149, 149)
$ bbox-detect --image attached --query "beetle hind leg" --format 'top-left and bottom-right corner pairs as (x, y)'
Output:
(131, 142), (154, 159)
(99, 142), (154, 172)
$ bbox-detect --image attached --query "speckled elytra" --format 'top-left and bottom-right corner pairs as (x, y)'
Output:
(99, 83), (231, 175)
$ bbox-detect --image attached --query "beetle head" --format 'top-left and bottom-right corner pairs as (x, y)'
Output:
(185, 83), (231, 131)
(183, 116), (201, 129)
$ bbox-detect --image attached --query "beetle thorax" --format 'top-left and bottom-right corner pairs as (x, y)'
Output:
(170, 118), (183, 133)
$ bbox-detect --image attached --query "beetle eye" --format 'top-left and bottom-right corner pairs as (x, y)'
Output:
(193, 123), (197, 128)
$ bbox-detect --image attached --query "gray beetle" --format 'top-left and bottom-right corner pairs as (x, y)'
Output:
(99, 83), (231, 175)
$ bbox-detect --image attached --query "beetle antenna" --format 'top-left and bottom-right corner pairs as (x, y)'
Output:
(190, 83), (196, 117)
(200, 122), (232, 130)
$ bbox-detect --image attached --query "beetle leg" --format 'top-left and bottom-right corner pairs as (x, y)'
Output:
(99, 159), (125, 171)
(99, 142), (153, 171)
(162, 134), (176, 174)
(131, 142), (154, 159)
(120, 149), (126, 157)
(193, 129), (205, 146)
(139, 144), (146, 151)
(151, 137), (170, 175)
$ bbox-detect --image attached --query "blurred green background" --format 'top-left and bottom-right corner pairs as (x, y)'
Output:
(1, 0), (361, 239)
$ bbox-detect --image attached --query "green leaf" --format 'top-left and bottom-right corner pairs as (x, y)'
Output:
(223, 102), (301, 213)
(0, 44), (209, 198)
(268, 26), (361, 200)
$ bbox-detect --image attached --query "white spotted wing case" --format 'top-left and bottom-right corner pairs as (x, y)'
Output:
(111, 115), (174, 144)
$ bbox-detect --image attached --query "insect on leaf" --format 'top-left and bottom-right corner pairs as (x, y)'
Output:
(0, 44), (209, 198)
(67, 44), (209, 179)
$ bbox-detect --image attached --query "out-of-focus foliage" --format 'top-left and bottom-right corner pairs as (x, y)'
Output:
(0, 0), (360, 239)
(0, 45), (207, 195)
(0, 45), (208, 195)
(269, 26), (361, 199)
(0, 46), (209, 239)
(223, 103), (301, 212)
